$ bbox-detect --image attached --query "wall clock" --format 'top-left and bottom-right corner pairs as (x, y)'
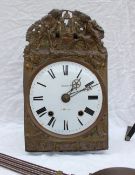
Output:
(23, 9), (108, 151)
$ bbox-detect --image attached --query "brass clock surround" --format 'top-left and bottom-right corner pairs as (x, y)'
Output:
(26, 58), (106, 139)
(23, 9), (108, 151)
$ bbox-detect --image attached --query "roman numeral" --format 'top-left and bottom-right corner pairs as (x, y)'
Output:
(37, 82), (46, 87)
(36, 107), (47, 117)
(48, 117), (56, 127)
(77, 118), (83, 126)
(84, 107), (95, 116)
(88, 95), (98, 100)
(48, 69), (56, 79)
(77, 69), (82, 78)
(85, 81), (94, 89)
(63, 65), (68, 75)
(33, 96), (43, 100)
(64, 120), (68, 130)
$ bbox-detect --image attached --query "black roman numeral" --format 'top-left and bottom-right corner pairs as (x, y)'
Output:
(37, 82), (46, 87)
(77, 118), (83, 126)
(48, 117), (56, 127)
(85, 81), (94, 89)
(36, 107), (47, 117)
(64, 120), (68, 130)
(33, 96), (43, 101)
(77, 69), (82, 78)
(88, 95), (98, 100)
(63, 65), (68, 75)
(48, 69), (56, 79)
(84, 107), (95, 116)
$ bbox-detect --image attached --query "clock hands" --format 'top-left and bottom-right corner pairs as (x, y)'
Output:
(67, 78), (81, 95)
(62, 79), (99, 103)
(61, 78), (81, 103)
(70, 83), (99, 97)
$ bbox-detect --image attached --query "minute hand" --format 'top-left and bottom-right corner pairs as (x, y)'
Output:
(70, 83), (99, 97)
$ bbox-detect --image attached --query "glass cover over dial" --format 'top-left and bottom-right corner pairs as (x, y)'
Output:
(29, 61), (103, 136)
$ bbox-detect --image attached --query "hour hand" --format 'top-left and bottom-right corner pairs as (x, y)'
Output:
(72, 78), (81, 90)
(67, 78), (81, 95)
(61, 78), (81, 103)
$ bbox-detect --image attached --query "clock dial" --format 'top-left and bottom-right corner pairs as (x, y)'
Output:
(29, 61), (103, 136)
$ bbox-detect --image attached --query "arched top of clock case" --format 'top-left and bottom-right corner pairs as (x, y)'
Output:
(26, 9), (105, 49)
(24, 9), (107, 70)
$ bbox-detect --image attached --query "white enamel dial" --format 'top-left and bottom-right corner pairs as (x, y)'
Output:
(29, 61), (103, 136)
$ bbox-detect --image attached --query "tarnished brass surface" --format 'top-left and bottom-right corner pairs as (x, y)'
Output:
(23, 9), (108, 152)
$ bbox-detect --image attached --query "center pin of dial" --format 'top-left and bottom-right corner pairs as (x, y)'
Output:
(61, 93), (70, 103)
